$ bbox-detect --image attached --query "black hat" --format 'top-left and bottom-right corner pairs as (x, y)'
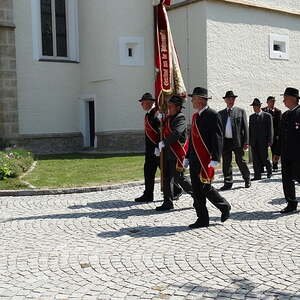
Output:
(188, 87), (212, 99)
(250, 98), (262, 106)
(281, 87), (300, 99)
(168, 95), (185, 107)
(223, 91), (238, 99)
(267, 96), (275, 102)
(139, 92), (156, 102)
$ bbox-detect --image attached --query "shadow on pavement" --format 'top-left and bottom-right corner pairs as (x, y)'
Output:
(229, 209), (299, 221)
(68, 200), (147, 210)
(268, 197), (286, 206)
(4, 204), (192, 223)
(97, 223), (221, 239)
(97, 225), (189, 238)
(170, 277), (294, 298)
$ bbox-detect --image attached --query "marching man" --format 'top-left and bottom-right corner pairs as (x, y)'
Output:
(155, 95), (192, 211)
(185, 87), (231, 228)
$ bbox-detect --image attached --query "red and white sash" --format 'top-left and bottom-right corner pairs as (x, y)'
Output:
(145, 114), (159, 145)
(163, 117), (189, 171)
(191, 113), (214, 183)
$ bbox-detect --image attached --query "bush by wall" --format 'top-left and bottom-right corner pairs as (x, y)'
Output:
(0, 148), (34, 180)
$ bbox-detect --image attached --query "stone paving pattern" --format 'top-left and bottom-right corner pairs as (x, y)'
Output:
(0, 171), (299, 299)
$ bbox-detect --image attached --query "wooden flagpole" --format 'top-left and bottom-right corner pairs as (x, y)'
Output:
(160, 93), (165, 192)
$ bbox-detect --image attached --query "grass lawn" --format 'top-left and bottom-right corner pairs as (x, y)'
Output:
(23, 153), (150, 189)
(0, 178), (29, 190)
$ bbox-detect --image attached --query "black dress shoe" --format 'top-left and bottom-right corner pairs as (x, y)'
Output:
(245, 181), (251, 188)
(156, 201), (174, 211)
(251, 177), (261, 181)
(280, 205), (297, 214)
(189, 220), (209, 229)
(135, 194), (153, 202)
(267, 173), (272, 179)
(219, 185), (232, 191)
(173, 190), (183, 201)
(221, 206), (231, 222)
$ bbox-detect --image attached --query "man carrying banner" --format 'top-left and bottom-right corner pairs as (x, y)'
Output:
(155, 95), (192, 211)
(184, 87), (231, 228)
(135, 93), (160, 203)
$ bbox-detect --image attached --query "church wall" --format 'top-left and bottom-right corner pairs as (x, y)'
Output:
(79, 0), (155, 152)
(168, 1), (207, 124)
(0, 0), (18, 145)
(11, 0), (82, 153)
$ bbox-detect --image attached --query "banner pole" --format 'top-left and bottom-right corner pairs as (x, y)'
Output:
(160, 93), (165, 192)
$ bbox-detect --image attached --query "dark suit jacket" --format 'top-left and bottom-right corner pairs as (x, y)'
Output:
(163, 112), (187, 161)
(249, 111), (273, 147)
(262, 107), (282, 138)
(218, 106), (249, 148)
(145, 108), (160, 156)
(187, 107), (223, 163)
(275, 105), (300, 161)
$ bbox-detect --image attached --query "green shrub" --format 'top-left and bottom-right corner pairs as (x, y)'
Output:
(0, 148), (34, 180)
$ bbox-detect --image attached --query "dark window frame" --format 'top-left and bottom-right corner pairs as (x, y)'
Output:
(40, 0), (69, 59)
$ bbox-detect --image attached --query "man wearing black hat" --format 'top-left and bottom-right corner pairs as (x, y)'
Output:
(218, 91), (251, 190)
(262, 96), (282, 171)
(185, 87), (231, 228)
(155, 95), (193, 211)
(249, 98), (273, 180)
(274, 87), (300, 213)
(135, 93), (160, 203)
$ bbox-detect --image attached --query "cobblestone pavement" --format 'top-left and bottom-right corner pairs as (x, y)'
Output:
(0, 171), (299, 300)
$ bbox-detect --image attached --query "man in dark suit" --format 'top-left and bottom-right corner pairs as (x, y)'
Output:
(155, 95), (192, 211)
(262, 96), (282, 171)
(274, 87), (300, 213)
(135, 93), (160, 202)
(184, 87), (231, 228)
(249, 98), (273, 180)
(219, 91), (251, 190)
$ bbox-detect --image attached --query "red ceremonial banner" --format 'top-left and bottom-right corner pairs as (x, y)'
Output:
(154, 3), (172, 99)
(154, 0), (187, 102)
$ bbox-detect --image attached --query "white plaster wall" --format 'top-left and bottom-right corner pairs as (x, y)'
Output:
(171, 0), (300, 12)
(79, 0), (155, 133)
(206, 1), (300, 115)
(245, 0), (300, 12)
(169, 1), (207, 123)
(14, 0), (81, 134)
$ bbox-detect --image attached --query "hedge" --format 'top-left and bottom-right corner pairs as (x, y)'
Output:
(0, 148), (34, 180)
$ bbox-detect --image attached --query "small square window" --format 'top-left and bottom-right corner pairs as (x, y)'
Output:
(270, 34), (289, 60)
(119, 37), (144, 66)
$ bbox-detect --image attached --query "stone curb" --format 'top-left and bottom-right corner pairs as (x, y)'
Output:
(0, 180), (150, 197)
(0, 167), (241, 197)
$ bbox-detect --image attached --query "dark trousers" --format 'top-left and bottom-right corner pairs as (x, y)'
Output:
(222, 138), (250, 185)
(271, 138), (279, 169)
(251, 143), (272, 178)
(190, 158), (231, 225)
(163, 158), (192, 202)
(281, 159), (300, 205)
(144, 153), (159, 197)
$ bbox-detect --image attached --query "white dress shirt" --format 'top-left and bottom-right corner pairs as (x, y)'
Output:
(225, 108), (233, 138)
(198, 106), (208, 116)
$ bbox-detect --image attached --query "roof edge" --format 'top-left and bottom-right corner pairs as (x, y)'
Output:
(168, 0), (300, 17)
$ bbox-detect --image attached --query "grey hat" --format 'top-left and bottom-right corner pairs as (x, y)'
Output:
(250, 98), (262, 106)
